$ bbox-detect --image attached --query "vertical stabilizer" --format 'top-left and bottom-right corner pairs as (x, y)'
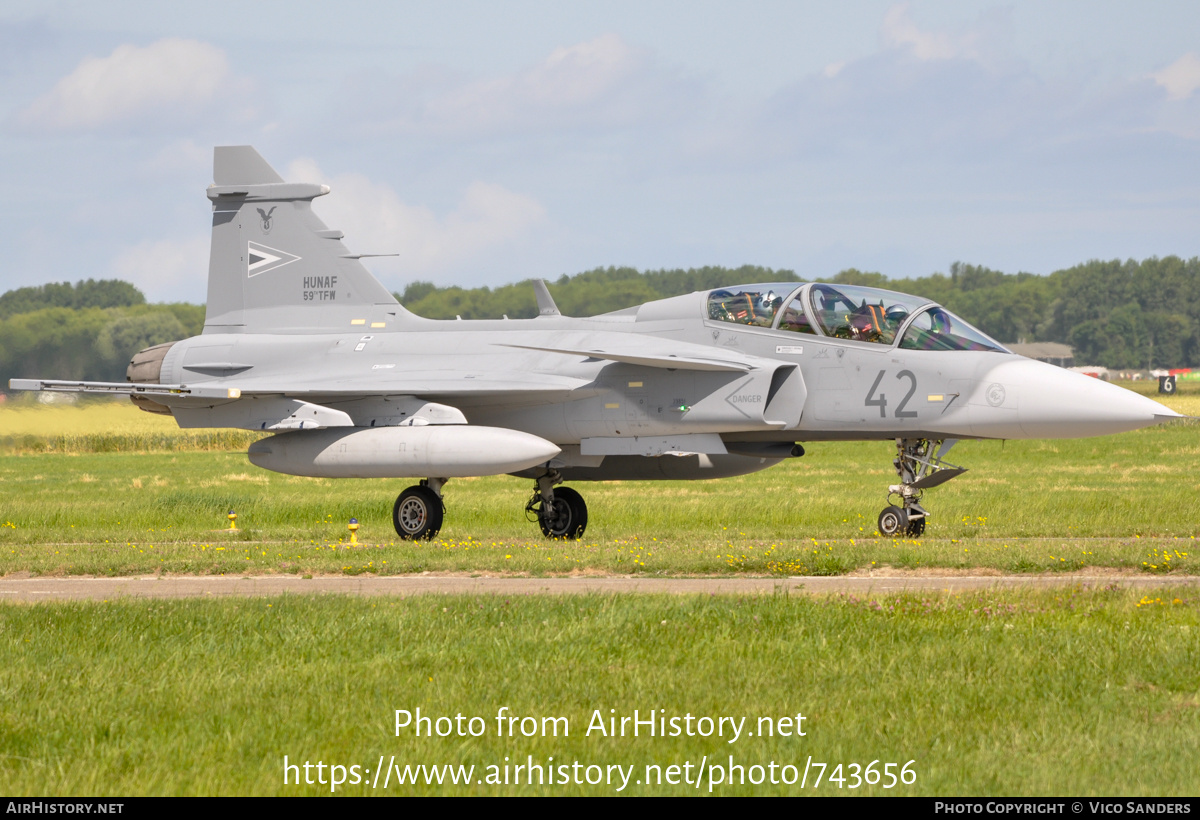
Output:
(213, 146), (284, 185)
(204, 146), (409, 333)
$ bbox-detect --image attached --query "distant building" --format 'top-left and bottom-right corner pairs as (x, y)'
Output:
(1008, 342), (1074, 368)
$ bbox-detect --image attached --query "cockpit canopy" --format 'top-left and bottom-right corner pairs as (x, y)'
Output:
(705, 282), (1008, 352)
(706, 284), (794, 328)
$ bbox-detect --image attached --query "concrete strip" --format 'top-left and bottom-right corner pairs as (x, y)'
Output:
(0, 574), (1197, 601)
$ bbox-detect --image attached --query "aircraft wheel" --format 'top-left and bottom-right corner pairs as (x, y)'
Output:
(877, 505), (907, 537)
(905, 516), (926, 537)
(538, 486), (587, 540)
(393, 486), (443, 540)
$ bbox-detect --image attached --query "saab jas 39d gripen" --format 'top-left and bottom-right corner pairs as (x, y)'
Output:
(11, 147), (1181, 540)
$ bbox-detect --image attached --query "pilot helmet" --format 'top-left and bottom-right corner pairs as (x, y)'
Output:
(930, 308), (951, 332)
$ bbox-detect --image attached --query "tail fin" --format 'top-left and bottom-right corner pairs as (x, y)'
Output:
(204, 146), (410, 333)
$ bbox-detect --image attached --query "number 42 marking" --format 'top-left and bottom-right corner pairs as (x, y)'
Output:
(865, 370), (918, 419)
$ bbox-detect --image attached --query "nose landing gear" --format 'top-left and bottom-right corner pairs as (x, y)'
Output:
(877, 438), (965, 537)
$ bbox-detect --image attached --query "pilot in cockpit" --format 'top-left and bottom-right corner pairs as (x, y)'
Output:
(756, 291), (783, 326)
(846, 302), (888, 343)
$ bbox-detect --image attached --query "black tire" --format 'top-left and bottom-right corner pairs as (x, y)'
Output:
(538, 486), (588, 539)
(905, 515), (926, 537)
(393, 485), (443, 540)
(877, 505), (907, 537)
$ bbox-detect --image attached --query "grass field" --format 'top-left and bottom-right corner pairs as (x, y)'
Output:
(2, 386), (1198, 797)
(1, 587), (1197, 796)
(1, 383), (1197, 577)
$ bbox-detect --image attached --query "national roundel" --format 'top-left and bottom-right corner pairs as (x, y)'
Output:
(247, 241), (301, 277)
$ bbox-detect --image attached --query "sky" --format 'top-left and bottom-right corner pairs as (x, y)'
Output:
(1, 0), (1198, 303)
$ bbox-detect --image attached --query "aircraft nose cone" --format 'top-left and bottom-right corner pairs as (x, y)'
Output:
(985, 358), (1180, 438)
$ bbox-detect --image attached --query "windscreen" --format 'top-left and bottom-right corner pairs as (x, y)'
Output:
(899, 307), (1009, 352)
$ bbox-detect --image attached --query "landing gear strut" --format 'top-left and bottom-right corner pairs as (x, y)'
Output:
(877, 438), (965, 538)
(525, 469), (588, 539)
(393, 478), (446, 540)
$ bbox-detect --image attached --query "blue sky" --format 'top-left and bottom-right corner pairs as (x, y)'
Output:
(2, 1), (1198, 303)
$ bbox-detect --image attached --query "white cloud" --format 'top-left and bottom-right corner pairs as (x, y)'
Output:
(881, 3), (994, 63)
(1151, 52), (1200, 101)
(287, 160), (546, 283)
(426, 33), (642, 129)
(523, 33), (642, 106)
(110, 235), (210, 303)
(20, 38), (231, 131)
(367, 33), (697, 138)
(143, 139), (211, 177)
(729, 1), (1197, 182)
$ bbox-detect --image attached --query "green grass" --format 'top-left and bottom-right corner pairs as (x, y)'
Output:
(1, 587), (1196, 796)
(3, 392), (1197, 798)
(1, 425), (1197, 577)
(0, 387), (1197, 577)
(0, 394), (262, 453)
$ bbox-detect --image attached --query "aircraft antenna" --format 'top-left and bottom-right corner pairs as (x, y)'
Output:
(533, 280), (562, 317)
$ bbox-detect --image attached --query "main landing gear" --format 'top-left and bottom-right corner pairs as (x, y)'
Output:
(877, 438), (966, 538)
(391, 471), (589, 541)
(393, 478), (446, 540)
(525, 469), (588, 540)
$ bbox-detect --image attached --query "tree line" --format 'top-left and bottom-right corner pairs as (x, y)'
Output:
(1, 257), (1196, 387)
(828, 257), (1198, 369)
(0, 280), (203, 387)
(399, 257), (1199, 369)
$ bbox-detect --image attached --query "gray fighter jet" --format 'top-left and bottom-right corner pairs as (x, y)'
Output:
(11, 147), (1181, 540)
